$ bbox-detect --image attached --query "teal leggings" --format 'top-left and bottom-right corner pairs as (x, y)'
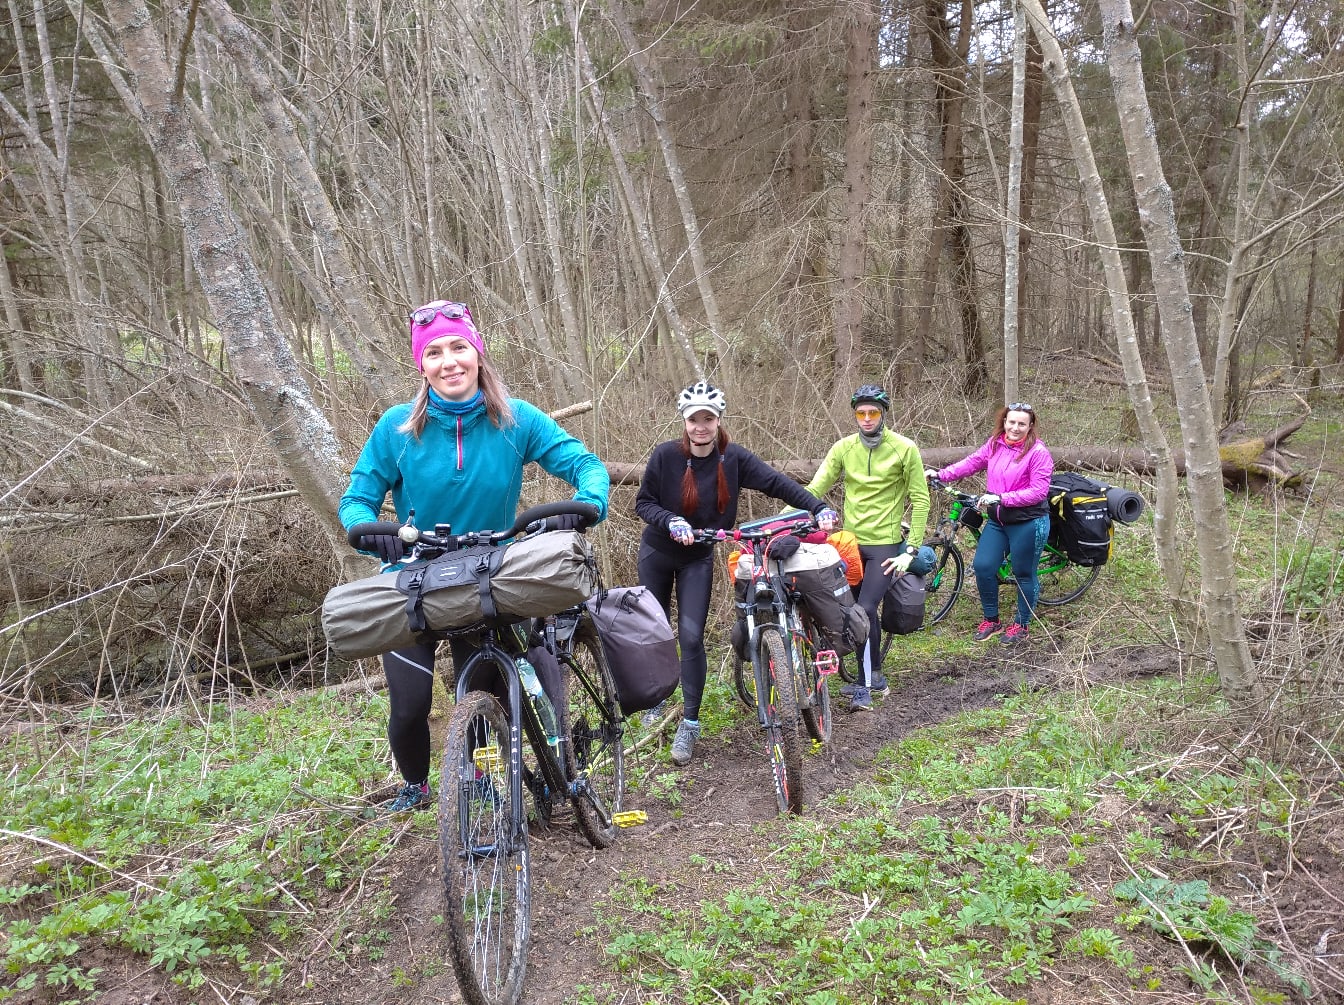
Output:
(973, 515), (1050, 626)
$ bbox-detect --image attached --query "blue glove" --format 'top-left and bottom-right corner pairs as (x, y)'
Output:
(816, 508), (839, 532)
(361, 533), (405, 564)
(668, 517), (694, 545)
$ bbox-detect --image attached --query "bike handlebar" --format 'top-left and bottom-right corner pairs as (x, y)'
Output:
(347, 500), (601, 555)
(686, 512), (820, 545)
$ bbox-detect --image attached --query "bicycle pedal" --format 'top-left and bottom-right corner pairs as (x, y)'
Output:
(473, 744), (503, 774)
(612, 810), (648, 828)
(814, 651), (840, 676)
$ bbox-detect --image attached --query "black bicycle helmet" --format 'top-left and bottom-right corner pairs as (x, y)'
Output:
(850, 384), (891, 411)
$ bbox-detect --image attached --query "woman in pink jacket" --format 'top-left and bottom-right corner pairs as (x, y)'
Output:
(933, 403), (1054, 646)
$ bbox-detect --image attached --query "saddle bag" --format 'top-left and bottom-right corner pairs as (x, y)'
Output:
(1048, 472), (1114, 567)
(583, 586), (681, 717)
(322, 530), (597, 660)
(735, 543), (869, 656)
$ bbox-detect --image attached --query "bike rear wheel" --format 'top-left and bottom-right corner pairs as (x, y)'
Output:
(754, 629), (804, 814)
(1036, 545), (1102, 606)
(792, 612), (832, 744)
(926, 540), (965, 624)
(563, 618), (625, 849)
(440, 691), (530, 1005)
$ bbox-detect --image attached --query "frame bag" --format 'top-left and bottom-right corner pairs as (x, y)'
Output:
(1048, 472), (1114, 567)
(583, 587), (681, 716)
(322, 530), (597, 660)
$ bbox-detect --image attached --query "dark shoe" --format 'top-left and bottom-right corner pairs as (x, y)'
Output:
(847, 687), (873, 712)
(1001, 623), (1029, 646)
(385, 781), (431, 812)
(842, 673), (886, 698)
(973, 619), (1003, 641)
(840, 681), (859, 698)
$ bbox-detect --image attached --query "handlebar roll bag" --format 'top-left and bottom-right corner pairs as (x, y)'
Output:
(583, 586), (680, 717)
(322, 530), (598, 660)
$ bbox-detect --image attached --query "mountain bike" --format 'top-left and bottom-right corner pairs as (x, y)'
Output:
(702, 511), (838, 815)
(347, 501), (623, 1005)
(865, 480), (1103, 668)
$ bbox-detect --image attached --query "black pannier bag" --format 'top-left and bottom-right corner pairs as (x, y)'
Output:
(1048, 472), (1114, 567)
(735, 543), (870, 656)
(322, 530), (597, 661)
(583, 587), (681, 717)
(881, 572), (927, 634)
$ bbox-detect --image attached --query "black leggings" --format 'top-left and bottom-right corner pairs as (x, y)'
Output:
(382, 636), (476, 786)
(854, 544), (905, 687)
(637, 543), (715, 720)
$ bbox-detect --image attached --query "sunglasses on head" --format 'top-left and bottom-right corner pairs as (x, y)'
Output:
(1006, 402), (1033, 413)
(410, 302), (469, 326)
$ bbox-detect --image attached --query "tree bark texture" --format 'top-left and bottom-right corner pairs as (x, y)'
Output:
(103, 0), (348, 542)
(1098, 0), (1256, 703)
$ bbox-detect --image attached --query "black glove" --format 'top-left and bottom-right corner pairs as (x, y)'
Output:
(548, 513), (585, 532)
(361, 533), (405, 564)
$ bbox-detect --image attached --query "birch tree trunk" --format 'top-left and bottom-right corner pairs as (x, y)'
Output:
(833, 0), (878, 406)
(102, 0), (348, 544)
(1020, 0), (1184, 616)
(1002, 2), (1026, 405)
(202, 0), (401, 411)
(1097, 0), (1256, 704)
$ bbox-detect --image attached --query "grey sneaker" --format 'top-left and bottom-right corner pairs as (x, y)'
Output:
(670, 719), (701, 766)
(847, 687), (873, 712)
(841, 674), (886, 699)
(641, 700), (668, 729)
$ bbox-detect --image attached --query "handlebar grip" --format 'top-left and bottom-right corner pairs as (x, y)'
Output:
(510, 500), (601, 536)
(347, 520), (404, 549)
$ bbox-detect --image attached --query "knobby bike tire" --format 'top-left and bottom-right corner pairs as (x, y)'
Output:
(793, 609), (832, 744)
(1036, 546), (1102, 606)
(440, 690), (531, 1005)
(754, 629), (805, 815)
(563, 619), (625, 849)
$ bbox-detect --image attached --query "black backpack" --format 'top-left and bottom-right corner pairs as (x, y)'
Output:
(1047, 472), (1113, 567)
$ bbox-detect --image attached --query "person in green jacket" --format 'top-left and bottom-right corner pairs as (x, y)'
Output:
(340, 299), (610, 812)
(804, 385), (930, 712)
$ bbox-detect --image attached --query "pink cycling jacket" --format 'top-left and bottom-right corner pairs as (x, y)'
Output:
(938, 435), (1054, 520)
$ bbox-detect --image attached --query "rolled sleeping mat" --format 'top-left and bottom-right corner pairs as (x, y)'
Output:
(1105, 486), (1146, 524)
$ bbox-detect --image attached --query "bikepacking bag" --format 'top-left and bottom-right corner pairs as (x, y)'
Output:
(321, 530), (598, 660)
(1047, 472), (1114, 567)
(734, 543), (869, 656)
(583, 586), (681, 717)
(881, 572), (927, 634)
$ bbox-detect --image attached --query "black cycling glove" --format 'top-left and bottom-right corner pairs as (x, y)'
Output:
(362, 533), (405, 564)
(547, 513), (585, 532)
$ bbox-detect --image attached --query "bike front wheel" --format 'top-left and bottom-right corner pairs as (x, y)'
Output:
(563, 619), (625, 849)
(792, 615), (832, 744)
(1036, 545), (1102, 606)
(440, 690), (530, 1005)
(925, 540), (965, 624)
(754, 629), (805, 815)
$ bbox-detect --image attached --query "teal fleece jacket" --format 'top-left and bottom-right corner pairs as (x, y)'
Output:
(338, 398), (610, 542)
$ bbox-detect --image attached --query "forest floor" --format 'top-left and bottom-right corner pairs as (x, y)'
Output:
(73, 637), (1343, 1005)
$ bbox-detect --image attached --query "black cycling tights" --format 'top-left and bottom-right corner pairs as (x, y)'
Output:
(637, 544), (715, 721)
(382, 636), (475, 786)
(855, 544), (905, 687)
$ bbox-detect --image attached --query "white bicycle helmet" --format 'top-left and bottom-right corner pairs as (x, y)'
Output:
(676, 381), (727, 418)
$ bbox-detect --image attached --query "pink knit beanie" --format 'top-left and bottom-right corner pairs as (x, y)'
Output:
(409, 301), (484, 370)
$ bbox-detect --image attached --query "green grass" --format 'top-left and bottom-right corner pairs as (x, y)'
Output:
(581, 678), (1320, 1004)
(0, 691), (405, 998)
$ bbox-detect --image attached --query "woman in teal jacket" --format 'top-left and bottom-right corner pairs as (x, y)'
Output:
(340, 300), (610, 812)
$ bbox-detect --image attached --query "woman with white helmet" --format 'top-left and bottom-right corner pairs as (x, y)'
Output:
(635, 381), (837, 766)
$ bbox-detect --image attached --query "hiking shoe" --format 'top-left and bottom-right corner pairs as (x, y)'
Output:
(841, 674), (886, 699)
(1001, 623), (1029, 646)
(641, 700), (669, 729)
(670, 719), (701, 766)
(847, 687), (873, 712)
(385, 781), (431, 812)
(973, 619), (1003, 641)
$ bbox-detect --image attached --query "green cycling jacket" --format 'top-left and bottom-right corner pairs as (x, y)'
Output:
(804, 430), (930, 547)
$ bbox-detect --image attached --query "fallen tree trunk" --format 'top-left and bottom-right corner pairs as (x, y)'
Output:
(14, 421), (1309, 507)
